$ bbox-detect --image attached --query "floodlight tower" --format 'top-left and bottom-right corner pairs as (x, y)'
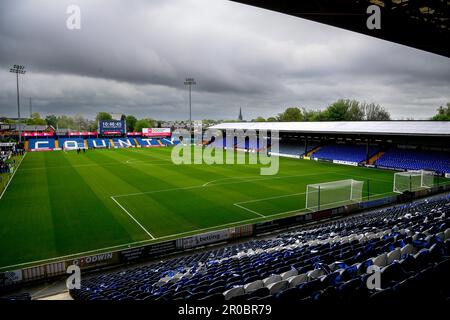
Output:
(184, 77), (196, 137)
(9, 64), (26, 143)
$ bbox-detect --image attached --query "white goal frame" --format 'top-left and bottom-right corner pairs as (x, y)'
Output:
(393, 170), (435, 193)
(305, 179), (364, 211)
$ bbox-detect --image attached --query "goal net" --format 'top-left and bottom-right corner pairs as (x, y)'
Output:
(393, 170), (434, 193)
(306, 179), (364, 211)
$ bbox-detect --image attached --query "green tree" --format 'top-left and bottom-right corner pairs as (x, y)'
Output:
(56, 115), (75, 129)
(95, 112), (112, 123)
(125, 115), (137, 131)
(134, 119), (152, 132)
(45, 115), (58, 128)
(92, 112), (112, 130)
(277, 107), (304, 121)
(26, 112), (46, 125)
(252, 116), (266, 122)
(324, 99), (364, 121)
(362, 103), (391, 120)
(267, 117), (277, 122)
(304, 109), (328, 121)
(431, 103), (450, 120)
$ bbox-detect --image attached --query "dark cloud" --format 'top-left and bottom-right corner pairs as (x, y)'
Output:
(0, 0), (449, 120)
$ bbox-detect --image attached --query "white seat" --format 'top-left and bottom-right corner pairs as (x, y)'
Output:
(263, 275), (282, 287)
(372, 253), (388, 267)
(307, 269), (325, 279)
(444, 228), (450, 241)
(287, 273), (308, 288)
(281, 269), (298, 280)
(387, 248), (401, 264)
(223, 286), (245, 300)
(267, 280), (289, 295)
(401, 243), (416, 256)
(243, 280), (264, 293)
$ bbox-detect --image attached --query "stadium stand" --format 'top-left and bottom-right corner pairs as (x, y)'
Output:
(161, 138), (175, 146)
(58, 138), (85, 150)
(311, 144), (379, 163)
(376, 148), (450, 174)
(87, 138), (111, 149)
(278, 141), (302, 157)
(209, 136), (226, 148)
(277, 141), (320, 158)
(112, 138), (136, 148)
(0, 293), (31, 301)
(28, 138), (55, 150)
(135, 138), (161, 147)
(70, 193), (450, 303)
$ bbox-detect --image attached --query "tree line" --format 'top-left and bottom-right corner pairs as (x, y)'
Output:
(1, 100), (448, 130)
(17, 112), (158, 132)
(251, 99), (450, 122)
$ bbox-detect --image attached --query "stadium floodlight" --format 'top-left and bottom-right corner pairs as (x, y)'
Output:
(393, 170), (434, 193)
(306, 179), (364, 211)
(184, 77), (196, 138)
(10, 64), (26, 143)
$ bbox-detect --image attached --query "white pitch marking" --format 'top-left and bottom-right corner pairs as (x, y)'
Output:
(0, 152), (27, 201)
(113, 171), (338, 198)
(0, 207), (309, 271)
(110, 196), (155, 239)
(235, 191), (307, 205)
(233, 203), (265, 218)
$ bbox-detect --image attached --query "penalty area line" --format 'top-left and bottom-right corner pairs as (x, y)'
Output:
(233, 203), (265, 218)
(110, 196), (155, 240)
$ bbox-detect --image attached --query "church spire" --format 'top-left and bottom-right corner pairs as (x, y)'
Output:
(238, 107), (243, 121)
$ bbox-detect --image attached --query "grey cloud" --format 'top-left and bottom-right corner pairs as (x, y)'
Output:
(0, 0), (449, 120)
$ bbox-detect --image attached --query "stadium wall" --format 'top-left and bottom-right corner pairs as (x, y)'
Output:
(2, 183), (450, 291)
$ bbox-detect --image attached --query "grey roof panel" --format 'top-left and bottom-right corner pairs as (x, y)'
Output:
(209, 121), (450, 136)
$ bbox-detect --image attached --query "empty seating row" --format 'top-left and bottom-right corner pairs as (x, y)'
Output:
(311, 144), (379, 163)
(376, 148), (450, 174)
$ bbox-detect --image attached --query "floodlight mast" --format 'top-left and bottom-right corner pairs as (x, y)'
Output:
(184, 78), (196, 139)
(9, 65), (26, 143)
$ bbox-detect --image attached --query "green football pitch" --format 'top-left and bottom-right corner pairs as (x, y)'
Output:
(0, 147), (398, 270)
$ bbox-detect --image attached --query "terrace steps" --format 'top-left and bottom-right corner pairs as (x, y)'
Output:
(367, 151), (385, 165)
(306, 146), (321, 157)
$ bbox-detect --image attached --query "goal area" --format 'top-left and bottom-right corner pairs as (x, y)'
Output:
(393, 170), (434, 193)
(305, 179), (364, 211)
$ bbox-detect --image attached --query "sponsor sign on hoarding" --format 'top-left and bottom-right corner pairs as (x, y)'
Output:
(68, 132), (97, 136)
(120, 241), (177, 262)
(333, 160), (358, 166)
(0, 270), (22, 287)
(142, 128), (171, 137)
(21, 132), (54, 137)
(70, 252), (118, 269)
(177, 229), (231, 249)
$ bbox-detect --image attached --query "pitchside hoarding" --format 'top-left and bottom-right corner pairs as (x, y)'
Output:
(142, 128), (171, 137)
(98, 120), (125, 135)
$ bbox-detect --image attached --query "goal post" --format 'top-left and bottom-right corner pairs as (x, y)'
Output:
(393, 170), (435, 193)
(305, 179), (364, 211)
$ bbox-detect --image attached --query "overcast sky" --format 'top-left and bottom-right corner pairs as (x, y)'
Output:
(0, 0), (449, 121)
